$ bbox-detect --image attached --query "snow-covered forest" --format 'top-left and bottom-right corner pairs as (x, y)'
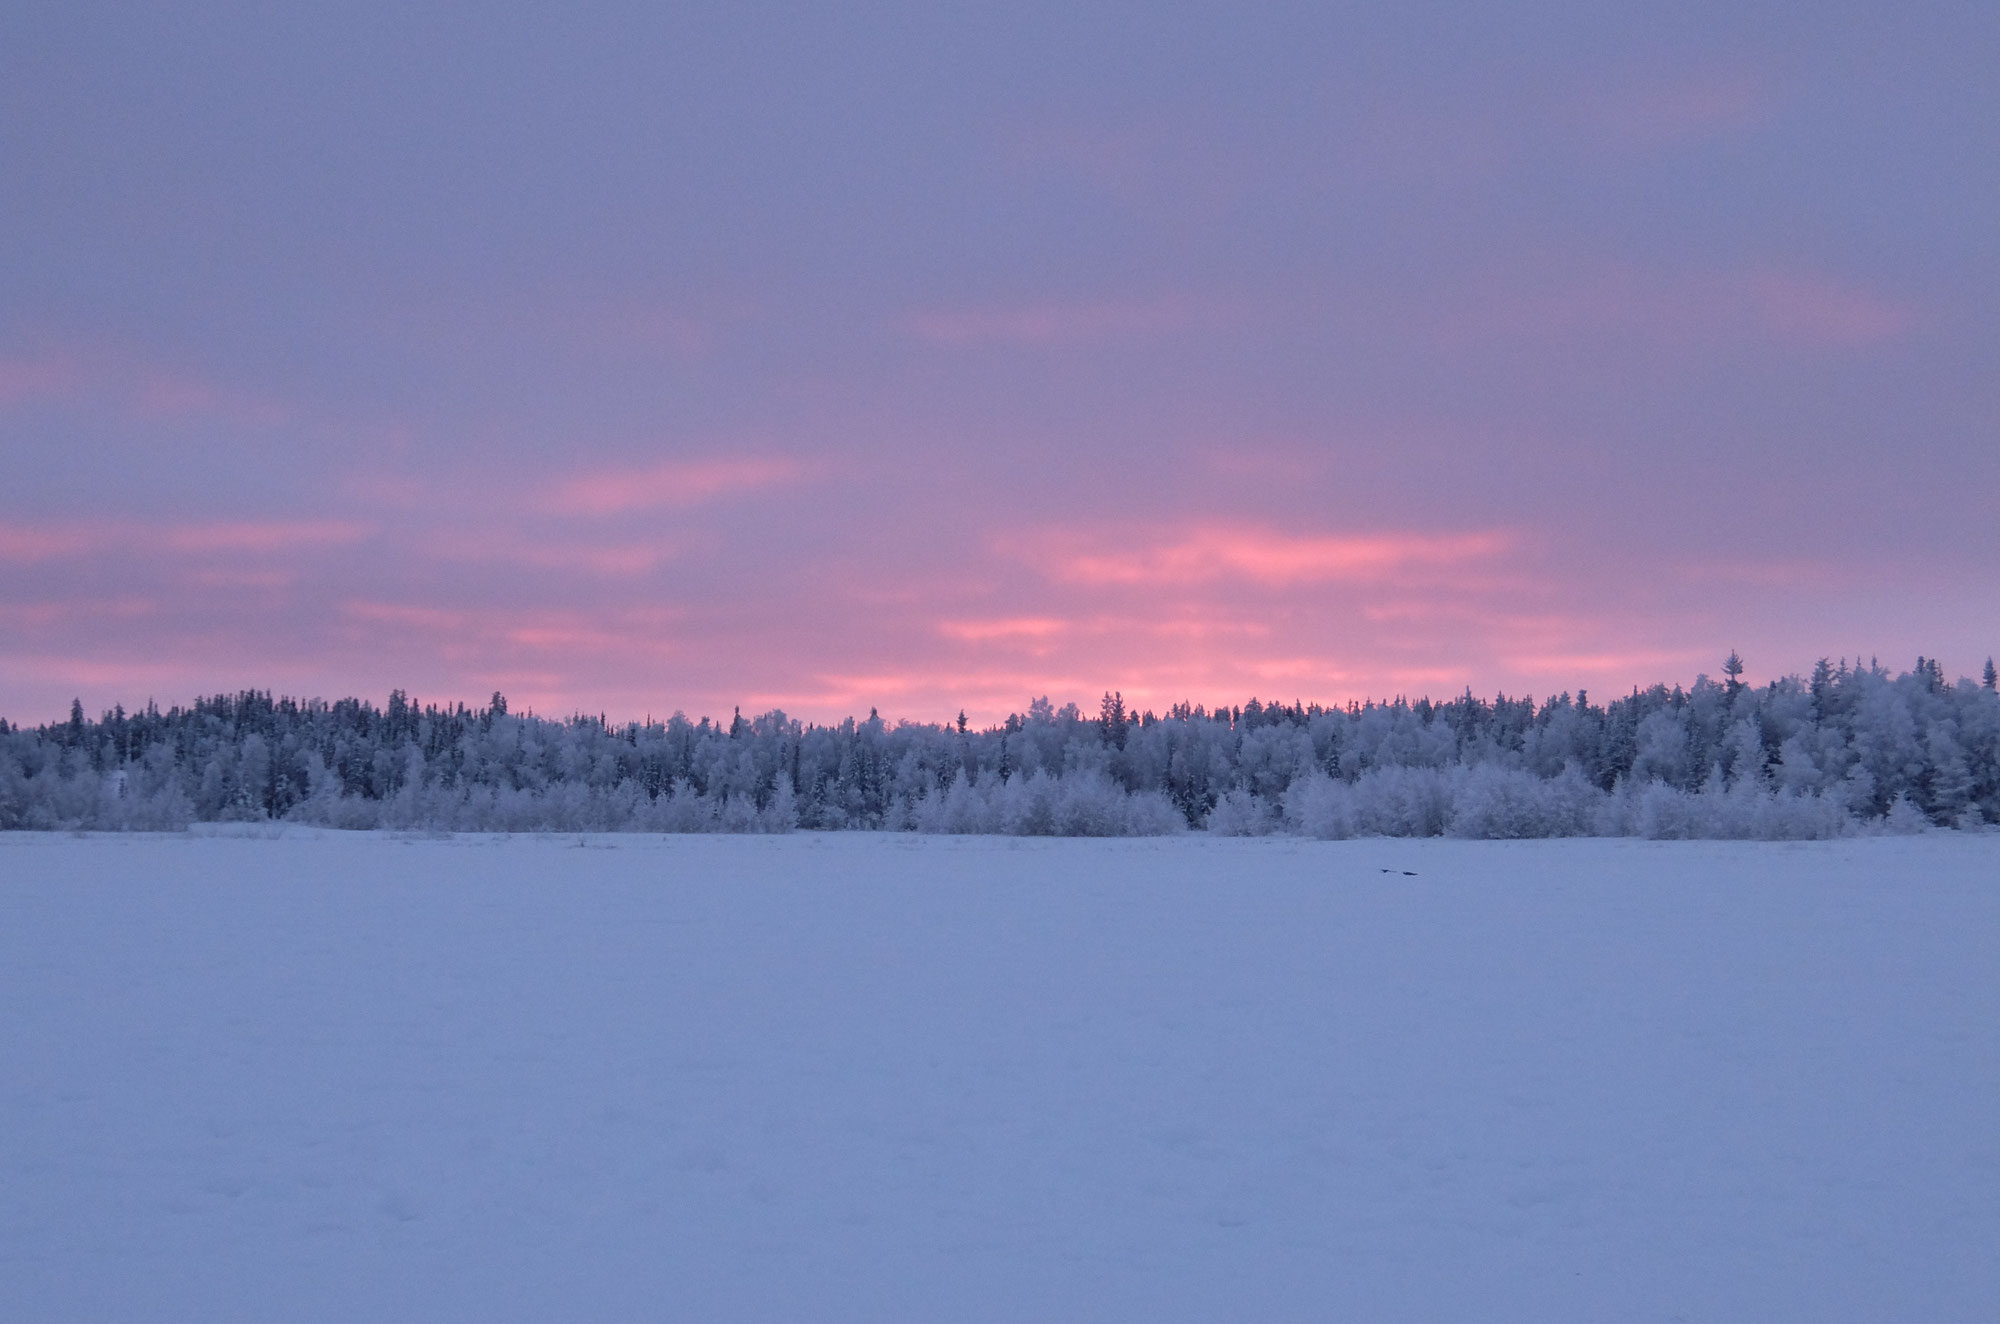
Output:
(4, 656), (1996, 837)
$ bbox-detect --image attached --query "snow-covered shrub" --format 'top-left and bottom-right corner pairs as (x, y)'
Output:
(1120, 789), (1188, 836)
(1282, 767), (1454, 838)
(1206, 788), (1277, 835)
(908, 768), (1182, 836)
(1282, 771), (1358, 839)
(1348, 765), (1455, 837)
(911, 770), (988, 833)
(1448, 764), (1602, 839)
(1599, 778), (1850, 841)
(1879, 793), (1931, 835)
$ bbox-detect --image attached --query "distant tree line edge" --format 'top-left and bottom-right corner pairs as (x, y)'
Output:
(3, 654), (1997, 839)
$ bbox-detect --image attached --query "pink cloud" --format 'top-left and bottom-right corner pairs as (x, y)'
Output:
(0, 522), (99, 563)
(1499, 648), (1706, 678)
(428, 531), (692, 576)
(1443, 266), (1915, 351)
(1227, 657), (1468, 694)
(0, 598), (155, 629)
(529, 544), (684, 576)
(1239, 656), (1365, 685)
(1127, 616), (1275, 642)
(164, 520), (372, 553)
(0, 654), (201, 692)
(910, 297), (1211, 345)
(343, 601), (473, 632)
(339, 602), (684, 664)
(554, 457), (801, 515)
(1, 519), (369, 563)
(185, 569), (296, 590)
(1018, 525), (1514, 587)
(504, 624), (655, 652)
(0, 350), (290, 424)
(937, 616), (1069, 643)
(1360, 601), (1608, 642)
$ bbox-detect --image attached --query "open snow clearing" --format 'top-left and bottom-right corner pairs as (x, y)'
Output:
(3, 831), (1995, 1321)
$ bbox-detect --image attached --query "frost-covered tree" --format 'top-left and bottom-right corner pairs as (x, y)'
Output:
(1723, 650), (1746, 697)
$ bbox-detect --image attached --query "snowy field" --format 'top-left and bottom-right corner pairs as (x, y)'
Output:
(3, 831), (1996, 1322)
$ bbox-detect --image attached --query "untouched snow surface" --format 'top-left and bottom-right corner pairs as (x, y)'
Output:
(3, 831), (1997, 1321)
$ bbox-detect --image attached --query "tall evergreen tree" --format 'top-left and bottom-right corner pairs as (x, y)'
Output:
(1809, 658), (1834, 718)
(1099, 692), (1128, 750)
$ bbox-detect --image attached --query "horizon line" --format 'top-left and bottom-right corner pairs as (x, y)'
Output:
(11, 652), (1993, 734)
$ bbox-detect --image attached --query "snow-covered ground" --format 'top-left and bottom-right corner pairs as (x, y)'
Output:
(3, 831), (1996, 1321)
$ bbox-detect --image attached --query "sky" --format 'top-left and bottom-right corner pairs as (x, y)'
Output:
(3, 2), (1997, 726)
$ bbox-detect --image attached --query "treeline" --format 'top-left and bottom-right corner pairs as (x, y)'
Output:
(2, 655), (1997, 838)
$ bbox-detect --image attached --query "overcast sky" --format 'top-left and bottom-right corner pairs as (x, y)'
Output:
(4, 2), (1996, 724)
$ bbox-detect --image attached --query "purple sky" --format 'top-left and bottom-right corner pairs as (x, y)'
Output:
(4, 3), (1997, 725)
